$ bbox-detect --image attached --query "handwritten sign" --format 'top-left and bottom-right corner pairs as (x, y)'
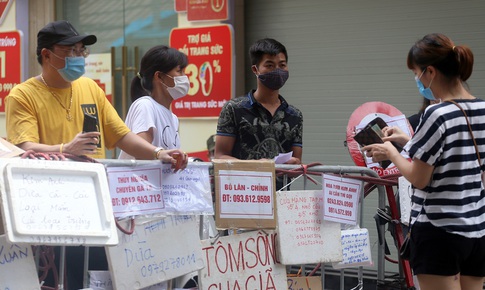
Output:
(199, 230), (287, 290)
(332, 228), (372, 269)
(89, 270), (169, 290)
(0, 235), (40, 290)
(160, 164), (213, 215)
(276, 190), (342, 265)
(287, 276), (322, 290)
(323, 174), (362, 225)
(106, 165), (164, 218)
(214, 159), (276, 229)
(106, 216), (204, 289)
(0, 159), (117, 245)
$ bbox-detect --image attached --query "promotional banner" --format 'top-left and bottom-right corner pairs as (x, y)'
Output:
(0, 31), (22, 112)
(170, 25), (234, 118)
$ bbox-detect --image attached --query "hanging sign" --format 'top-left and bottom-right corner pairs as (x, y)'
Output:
(0, 30), (22, 112)
(170, 24), (234, 118)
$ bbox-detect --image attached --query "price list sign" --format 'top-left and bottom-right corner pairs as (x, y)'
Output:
(170, 25), (234, 118)
(0, 31), (22, 112)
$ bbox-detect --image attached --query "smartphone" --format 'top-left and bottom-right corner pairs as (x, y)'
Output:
(83, 113), (98, 133)
(353, 117), (401, 169)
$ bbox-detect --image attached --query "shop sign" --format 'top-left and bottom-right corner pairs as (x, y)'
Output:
(170, 25), (234, 118)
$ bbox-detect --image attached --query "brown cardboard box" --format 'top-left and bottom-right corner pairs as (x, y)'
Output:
(213, 159), (277, 229)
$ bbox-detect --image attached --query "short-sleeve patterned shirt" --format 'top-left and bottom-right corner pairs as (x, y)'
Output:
(216, 90), (303, 160)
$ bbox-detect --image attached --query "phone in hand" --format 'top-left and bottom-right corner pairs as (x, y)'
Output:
(83, 113), (98, 133)
(353, 117), (402, 169)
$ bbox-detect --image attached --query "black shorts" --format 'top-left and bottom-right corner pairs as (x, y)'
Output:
(410, 224), (485, 276)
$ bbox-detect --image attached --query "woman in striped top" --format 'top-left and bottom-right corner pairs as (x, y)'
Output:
(363, 33), (485, 290)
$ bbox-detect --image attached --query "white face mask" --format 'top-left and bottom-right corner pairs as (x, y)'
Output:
(162, 74), (190, 100)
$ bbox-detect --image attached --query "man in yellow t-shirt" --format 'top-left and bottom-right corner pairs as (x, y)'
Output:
(5, 20), (190, 290)
(6, 20), (187, 166)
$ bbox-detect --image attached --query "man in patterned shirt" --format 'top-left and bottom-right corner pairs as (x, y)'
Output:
(215, 38), (303, 188)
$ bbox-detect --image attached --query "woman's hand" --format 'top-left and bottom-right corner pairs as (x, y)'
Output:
(157, 149), (188, 171)
(381, 126), (410, 146)
(362, 142), (399, 163)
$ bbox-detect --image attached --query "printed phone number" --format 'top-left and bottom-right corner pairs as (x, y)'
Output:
(112, 194), (162, 206)
(222, 194), (271, 203)
(0, 83), (18, 92)
(141, 253), (197, 278)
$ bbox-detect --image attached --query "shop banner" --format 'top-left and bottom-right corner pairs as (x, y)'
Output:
(0, 30), (21, 112)
(170, 25), (234, 118)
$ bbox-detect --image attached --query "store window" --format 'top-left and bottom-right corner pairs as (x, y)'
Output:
(58, 0), (178, 115)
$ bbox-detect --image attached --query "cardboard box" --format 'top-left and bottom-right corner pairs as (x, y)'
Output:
(213, 159), (276, 229)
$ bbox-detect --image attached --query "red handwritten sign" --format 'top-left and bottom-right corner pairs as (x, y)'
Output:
(199, 231), (287, 290)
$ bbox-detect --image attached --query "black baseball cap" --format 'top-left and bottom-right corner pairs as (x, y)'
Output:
(36, 20), (97, 56)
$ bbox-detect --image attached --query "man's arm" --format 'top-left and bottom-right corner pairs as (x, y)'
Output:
(214, 135), (238, 159)
(18, 131), (101, 155)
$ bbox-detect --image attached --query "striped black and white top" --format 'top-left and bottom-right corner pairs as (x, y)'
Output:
(405, 99), (485, 238)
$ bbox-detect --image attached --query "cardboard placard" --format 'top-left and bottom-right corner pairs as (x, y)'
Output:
(0, 234), (40, 290)
(199, 230), (287, 290)
(276, 190), (342, 265)
(0, 159), (118, 245)
(106, 216), (204, 289)
(287, 276), (322, 290)
(213, 159), (276, 229)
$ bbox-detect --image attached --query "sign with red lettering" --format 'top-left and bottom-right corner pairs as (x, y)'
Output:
(174, 0), (187, 12)
(0, 30), (22, 112)
(106, 165), (164, 218)
(214, 160), (276, 229)
(200, 231), (287, 290)
(276, 190), (342, 265)
(170, 24), (234, 118)
(187, 0), (228, 21)
(322, 174), (362, 225)
(0, 0), (13, 25)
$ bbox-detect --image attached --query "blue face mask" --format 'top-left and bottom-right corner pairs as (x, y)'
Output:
(415, 69), (436, 101)
(50, 51), (86, 82)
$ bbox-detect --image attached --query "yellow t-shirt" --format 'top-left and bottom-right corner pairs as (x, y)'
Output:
(6, 77), (130, 159)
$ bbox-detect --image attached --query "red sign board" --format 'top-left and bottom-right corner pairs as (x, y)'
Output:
(174, 0), (187, 12)
(187, 0), (228, 21)
(170, 25), (234, 118)
(0, 31), (22, 112)
(0, 0), (12, 25)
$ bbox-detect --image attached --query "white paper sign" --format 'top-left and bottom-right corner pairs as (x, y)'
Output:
(323, 174), (362, 225)
(399, 177), (413, 226)
(199, 231), (287, 290)
(161, 164), (213, 215)
(333, 228), (372, 269)
(106, 164), (213, 217)
(276, 190), (342, 265)
(0, 159), (117, 246)
(0, 235), (40, 290)
(106, 165), (164, 218)
(218, 170), (274, 219)
(106, 216), (205, 290)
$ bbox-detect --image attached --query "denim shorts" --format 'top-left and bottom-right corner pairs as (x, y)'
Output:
(410, 224), (485, 276)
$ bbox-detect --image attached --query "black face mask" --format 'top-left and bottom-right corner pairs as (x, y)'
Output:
(257, 68), (289, 90)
